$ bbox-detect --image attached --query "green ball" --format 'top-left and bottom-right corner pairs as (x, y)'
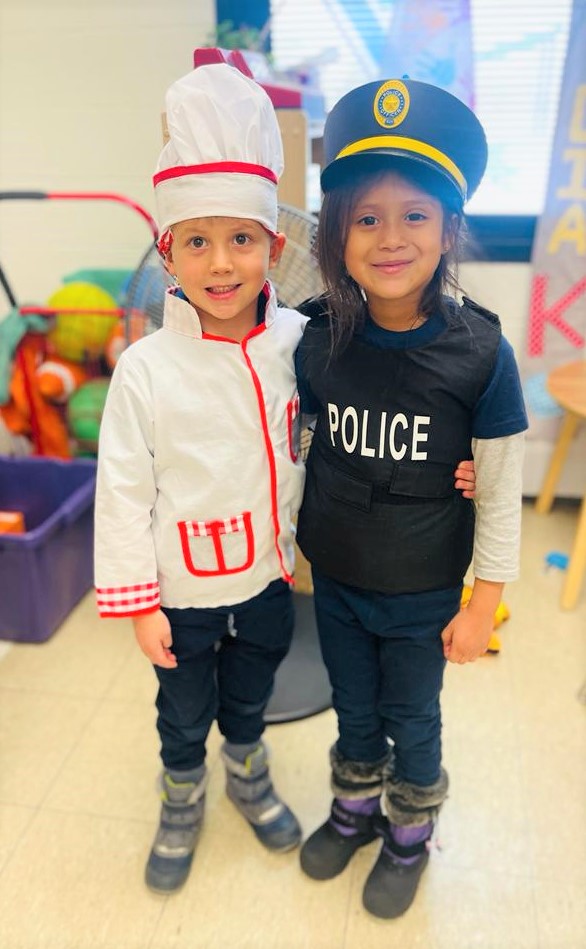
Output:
(67, 378), (110, 449)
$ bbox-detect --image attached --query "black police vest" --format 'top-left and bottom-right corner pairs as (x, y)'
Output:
(296, 297), (501, 595)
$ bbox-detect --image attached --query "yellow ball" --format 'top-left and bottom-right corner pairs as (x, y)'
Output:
(493, 602), (510, 628)
(47, 282), (119, 363)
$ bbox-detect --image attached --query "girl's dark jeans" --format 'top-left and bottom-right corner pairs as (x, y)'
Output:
(312, 570), (462, 787)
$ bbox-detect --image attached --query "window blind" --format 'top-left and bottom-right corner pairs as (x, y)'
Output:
(269, 0), (573, 214)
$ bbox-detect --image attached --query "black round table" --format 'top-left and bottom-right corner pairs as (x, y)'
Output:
(264, 592), (332, 723)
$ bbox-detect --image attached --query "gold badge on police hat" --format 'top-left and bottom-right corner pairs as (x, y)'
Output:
(373, 80), (410, 129)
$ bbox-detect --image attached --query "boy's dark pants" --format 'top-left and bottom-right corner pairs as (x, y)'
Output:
(155, 580), (293, 771)
(312, 571), (461, 788)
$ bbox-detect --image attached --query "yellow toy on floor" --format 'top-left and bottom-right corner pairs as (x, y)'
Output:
(460, 585), (510, 654)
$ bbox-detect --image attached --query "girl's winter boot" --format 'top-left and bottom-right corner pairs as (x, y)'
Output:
(145, 765), (207, 893)
(221, 741), (301, 851)
(300, 744), (389, 880)
(300, 796), (381, 879)
(362, 765), (449, 918)
(362, 820), (432, 918)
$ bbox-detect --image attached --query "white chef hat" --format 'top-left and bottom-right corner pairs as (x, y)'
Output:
(153, 63), (284, 236)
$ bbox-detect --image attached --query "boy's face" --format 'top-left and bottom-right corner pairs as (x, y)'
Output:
(165, 217), (285, 341)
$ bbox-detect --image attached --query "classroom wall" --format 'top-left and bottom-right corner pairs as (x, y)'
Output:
(1, 0), (582, 495)
(0, 0), (216, 304)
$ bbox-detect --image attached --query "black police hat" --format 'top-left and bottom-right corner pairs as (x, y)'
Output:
(321, 78), (488, 204)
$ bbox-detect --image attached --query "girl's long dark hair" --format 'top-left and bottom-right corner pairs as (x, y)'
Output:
(316, 158), (468, 353)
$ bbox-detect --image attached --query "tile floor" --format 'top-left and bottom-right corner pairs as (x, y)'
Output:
(0, 500), (584, 949)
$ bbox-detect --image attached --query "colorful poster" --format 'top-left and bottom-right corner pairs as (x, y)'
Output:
(381, 0), (474, 106)
(520, 0), (586, 441)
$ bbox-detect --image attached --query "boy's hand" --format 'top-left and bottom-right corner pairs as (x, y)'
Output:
(454, 459), (476, 498)
(133, 610), (177, 669)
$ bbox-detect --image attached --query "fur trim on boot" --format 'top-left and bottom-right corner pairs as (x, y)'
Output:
(330, 744), (390, 800)
(383, 766), (449, 827)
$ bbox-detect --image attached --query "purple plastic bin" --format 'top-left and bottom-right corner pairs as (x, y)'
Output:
(0, 456), (97, 643)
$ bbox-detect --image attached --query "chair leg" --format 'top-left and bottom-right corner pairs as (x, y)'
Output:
(561, 490), (586, 610)
(535, 411), (580, 514)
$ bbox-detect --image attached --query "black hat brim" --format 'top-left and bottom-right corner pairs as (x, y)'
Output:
(321, 150), (466, 206)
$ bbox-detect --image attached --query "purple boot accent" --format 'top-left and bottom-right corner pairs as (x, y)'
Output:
(300, 797), (381, 880)
(385, 820), (433, 865)
(331, 796), (381, 836)
(363, 819), (433, 919)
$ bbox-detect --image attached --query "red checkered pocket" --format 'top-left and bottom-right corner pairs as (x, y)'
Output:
(177, 513), (255, 576)
(286, 393), (301, 463)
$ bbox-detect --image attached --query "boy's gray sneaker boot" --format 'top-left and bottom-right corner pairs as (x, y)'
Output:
(221, 741), (301, 852)
(145, 765), (207, 893)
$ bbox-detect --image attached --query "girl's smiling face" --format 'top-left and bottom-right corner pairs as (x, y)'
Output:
(343, 171), (453, 330)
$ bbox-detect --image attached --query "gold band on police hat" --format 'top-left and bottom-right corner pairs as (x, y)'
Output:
(335, 135), (467, 196)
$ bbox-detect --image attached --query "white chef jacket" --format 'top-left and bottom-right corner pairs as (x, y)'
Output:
(95, 283), (307, 617)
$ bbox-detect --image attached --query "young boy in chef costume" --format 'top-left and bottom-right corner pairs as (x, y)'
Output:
(93, 62), (308, 893)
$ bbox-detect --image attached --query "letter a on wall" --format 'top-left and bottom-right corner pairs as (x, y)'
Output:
(520, 0), (586, 442)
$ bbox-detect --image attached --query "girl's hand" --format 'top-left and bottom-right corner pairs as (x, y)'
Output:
(441, 579), (504, 663)
(133, 610), (177, 669)
(454, 459), (476, 498)
(441, 608), (493, 663)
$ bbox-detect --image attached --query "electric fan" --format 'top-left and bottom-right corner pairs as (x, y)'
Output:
(122, 204), (331, 724)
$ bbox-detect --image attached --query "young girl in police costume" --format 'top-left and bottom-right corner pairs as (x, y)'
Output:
(295, 78), (527, 919)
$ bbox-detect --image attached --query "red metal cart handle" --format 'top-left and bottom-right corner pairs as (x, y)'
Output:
(0, 190), (159, 457)
(0, 190), (158, 240)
